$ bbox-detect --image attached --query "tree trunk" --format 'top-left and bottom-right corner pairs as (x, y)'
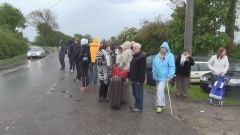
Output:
(225, 0), (237, 55)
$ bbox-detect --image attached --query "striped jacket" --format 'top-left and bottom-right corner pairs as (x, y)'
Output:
(96, 49), (114, 84)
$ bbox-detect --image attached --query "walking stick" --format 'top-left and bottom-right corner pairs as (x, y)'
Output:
(166, 82), (173, 116)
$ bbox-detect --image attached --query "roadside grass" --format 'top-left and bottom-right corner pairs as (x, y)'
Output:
(0, 46), (57, 65)
(144, 83), (240, 106)
(0, 54), (26, 65)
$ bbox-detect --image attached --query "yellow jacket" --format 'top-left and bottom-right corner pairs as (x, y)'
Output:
(89, 37), (100, 62)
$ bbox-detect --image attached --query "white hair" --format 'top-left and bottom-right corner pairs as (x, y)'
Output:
(132, 43), (141, 49)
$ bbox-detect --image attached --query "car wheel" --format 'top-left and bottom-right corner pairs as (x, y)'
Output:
(220, 101), (224, 107)
(27, 57), (30, 59)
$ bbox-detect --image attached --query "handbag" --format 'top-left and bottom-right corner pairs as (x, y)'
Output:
(112, 66), (128, 81)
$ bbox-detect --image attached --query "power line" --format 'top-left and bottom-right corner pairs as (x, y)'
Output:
(49, 0), (62, 9)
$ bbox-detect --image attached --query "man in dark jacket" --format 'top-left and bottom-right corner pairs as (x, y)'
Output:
(73, 38), (81, 82)
(129, 43), (146, 112)
(67, 39), (75, 72)
(59, 40), (66, 70)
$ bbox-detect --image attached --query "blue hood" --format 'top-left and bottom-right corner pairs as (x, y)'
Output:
(160, 42), (171, 53)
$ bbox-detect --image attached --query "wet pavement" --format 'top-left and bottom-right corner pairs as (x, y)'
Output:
(0, 52), (197, 135)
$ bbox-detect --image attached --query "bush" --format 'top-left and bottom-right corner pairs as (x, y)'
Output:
(0, 28), (28, 60)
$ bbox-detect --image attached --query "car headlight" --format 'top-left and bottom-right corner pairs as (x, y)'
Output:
(200, 77), (207, 81)
(228, 79), (240, 84)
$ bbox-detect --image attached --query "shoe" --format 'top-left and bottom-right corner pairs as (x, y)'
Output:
(76, 79), (80, 82)
(80, 87), (86, 91)
(156, 107), (162, 113)
(161, 106), (166, 110)
(66, 69), (70, 72)
(182, 94), (187, 97)
(85, 87), (89, 91)
(73, 79), (80, 82)
(176, 93), (181, 97)
(70, 70), (73, 72)
(98, 97), (102, 102)
(132, 108), (142, 112)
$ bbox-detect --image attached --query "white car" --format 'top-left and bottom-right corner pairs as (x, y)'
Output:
(191, 61), (211, 83)
(27, 46), (46, 59)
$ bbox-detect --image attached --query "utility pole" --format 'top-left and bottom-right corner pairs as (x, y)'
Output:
(184, 0), (194, 56)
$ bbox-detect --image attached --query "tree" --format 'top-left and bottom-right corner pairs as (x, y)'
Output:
(168, 0), (230, 56)
(138, 16), (170, 52)
(117, 27), (139, 43)
(225, 0), (238, 55)
(0, 3), (26, 31)
(27, 9), (59, 46)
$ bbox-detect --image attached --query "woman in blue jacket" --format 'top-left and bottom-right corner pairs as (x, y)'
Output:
(152, 42), (175, 113)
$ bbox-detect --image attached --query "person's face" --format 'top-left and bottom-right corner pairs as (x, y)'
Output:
(221, 50), (226, 56)
(160, 48), (167, 54)
(132, 45), (140, 54)
(75, 40), (78, 44)
(106, 47), (111, 52)
(118, 48), (123, 53)
(183, 51), (189, 56)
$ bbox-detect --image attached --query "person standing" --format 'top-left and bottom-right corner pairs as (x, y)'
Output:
(88, 37), (100, 84)
(73, 38), (82, 82)
(58, 40), (66, 70)
(116, 46), (124, 66)
(79, 38), (91, 91)
(152, 42), (175, 113)
(67, 39), (75, 72)
(119, 41), (134, 70)
(175, 49), (195, 97)
(96, 44), (114, 102)
(208, 47), (229, 86)
(129, 43), (146, 112)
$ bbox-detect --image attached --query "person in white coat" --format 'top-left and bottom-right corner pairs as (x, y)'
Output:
(208, 47), (229, 85)
(119, 41), (134, 70)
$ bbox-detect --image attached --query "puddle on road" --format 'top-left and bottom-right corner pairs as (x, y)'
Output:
(62, 90), (68, 94)
(63, 94), (72, 98)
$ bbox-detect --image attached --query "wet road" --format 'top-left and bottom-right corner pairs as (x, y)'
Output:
(0, 52), (197, 135)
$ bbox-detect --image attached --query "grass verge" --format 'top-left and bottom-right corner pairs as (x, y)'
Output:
(144, 83), (240, 106)
(0, 54), (26, 65)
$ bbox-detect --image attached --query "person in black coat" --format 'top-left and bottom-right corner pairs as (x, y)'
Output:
(79, 38), (91, 91)
(67, 39), (75, 72)
(129, 43), (146, 112)
(73, 38), (82, 82)
(175, 49), (195, 97)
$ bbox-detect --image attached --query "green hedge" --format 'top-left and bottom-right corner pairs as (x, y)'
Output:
(0, 28), (28, 60)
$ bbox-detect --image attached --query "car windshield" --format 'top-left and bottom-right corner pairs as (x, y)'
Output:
(146, 55), (155, 68)
(29, 47), (42, 52)
(229, 61), (240, 72)
(199, 63), (209, 71)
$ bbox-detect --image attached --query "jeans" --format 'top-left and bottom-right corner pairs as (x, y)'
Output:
(59, 56), (65, 69)
(69, 56), (75, 70)
(75, 61), (81, 80)
(132, 83), (144, 110)
(88, 62), (98, 83)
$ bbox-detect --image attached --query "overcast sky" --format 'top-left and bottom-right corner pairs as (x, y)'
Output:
(0, 0), (173, 42)
(0, 0), (239, 43)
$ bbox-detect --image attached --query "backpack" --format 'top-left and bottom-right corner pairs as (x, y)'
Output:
(82, 46), (90, 65)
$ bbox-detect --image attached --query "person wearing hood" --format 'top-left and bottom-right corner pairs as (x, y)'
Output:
(119, 41), (134, 70)
(79, 38), (91, 91)
(58, 39), (66, 70)
(116, 45), (124, 66)
(88, 37), (100, 84)
(152, 42), (175, 113)
(175, 49), (195, 97)
(67, 39), (75, 72)
(73, 38), (82, 82)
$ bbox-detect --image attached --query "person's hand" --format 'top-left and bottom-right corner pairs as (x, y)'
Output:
(166, 78), (172, 82)
(102, 61), (107, 64)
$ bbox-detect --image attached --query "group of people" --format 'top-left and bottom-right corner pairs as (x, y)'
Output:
(58, 37), (100, 91)
(58, 38), (229, 113)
